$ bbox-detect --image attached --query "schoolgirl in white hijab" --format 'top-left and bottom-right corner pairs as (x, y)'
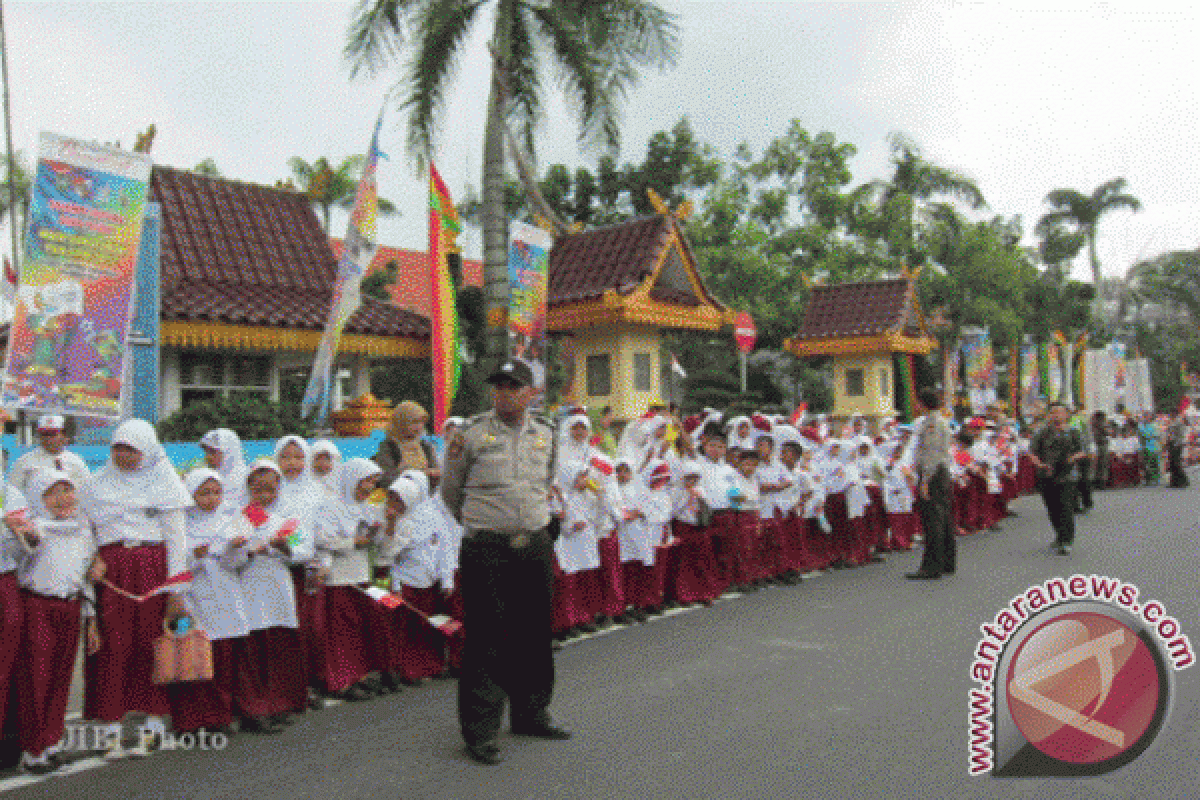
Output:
(199, 428), (249, 512)
(555, 411), (593, 477)
(553, 461), (602, 575)
(81, 418), (192, 730)
(399, 468), (463, 592)
(315, 458), (384, 589)
(309, 439), (343, 497)
(274, 436), (324, 518)
(173, 468), (252, 735)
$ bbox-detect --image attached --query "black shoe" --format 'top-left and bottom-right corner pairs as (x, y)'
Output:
(511, 722), (573, 740)
(241, 716), (284, 734)
(578, 621), (598, 633)
(338, 685), (371, 702)
(465, 741), (503, 765)
(869, 555), (886, 563)
(905, 571), (941, 580)
(552, 640), (564, 651)
(270, 712), (295, 726)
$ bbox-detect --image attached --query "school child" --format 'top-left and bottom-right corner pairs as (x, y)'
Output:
(882, 440), (920, 552)
(552, 461), (604, 634)
(853, 436), (889, 560)
(664, 461), (722, 606)
(274, 435), (329, 705)
(697, 426), (740, 591)
(617, 460), (673, 615)
(171, 469), (250, 735)
(9, 415), (90, 497)
(81, 419), (191, 746)
(728, 449), (763, 590)
(817, 440), (867, 568)
(381, 470), (452, 684)
(0, 482), (30, 754)
(15, 470), (101, 774)
(772, 437), (812, 579)
(589, 454), (626, 627)
(310, 439), (343, 497)
(199, 428), (250, 513)
(313, 458), (387, 701)
(754, 432), (793, 584)
(227, 459), (310, 730)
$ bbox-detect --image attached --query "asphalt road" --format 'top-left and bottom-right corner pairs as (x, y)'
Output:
(4, 478), (1198, 799)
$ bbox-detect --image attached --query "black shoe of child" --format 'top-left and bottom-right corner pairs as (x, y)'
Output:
(241, 716), (284, 734)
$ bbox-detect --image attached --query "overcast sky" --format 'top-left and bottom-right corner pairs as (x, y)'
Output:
(4, 1), (1197, 283)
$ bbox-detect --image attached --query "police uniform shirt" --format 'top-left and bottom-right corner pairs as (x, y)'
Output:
(441, 410), (556, 533)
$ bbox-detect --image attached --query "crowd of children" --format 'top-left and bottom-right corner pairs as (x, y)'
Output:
(2, 401), (1193, 776)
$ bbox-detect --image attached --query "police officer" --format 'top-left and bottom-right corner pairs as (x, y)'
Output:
(906, 388), (955, 580)
(441, 358), (570, 765)
(1029, 402), (1088, 555)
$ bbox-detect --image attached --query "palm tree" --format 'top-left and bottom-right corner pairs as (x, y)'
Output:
(1034, 177), (1140, 300)
(287, 154), (398, 232)
(0, 150), (31, 248)
(344, 0), (679, 361)
(861, 133), (986, 268)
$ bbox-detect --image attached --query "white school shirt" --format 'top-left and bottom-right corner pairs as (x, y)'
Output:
(883, 464), (916, 514)
(383, 499), (440, 590)
(614, 480), (670, 566)
(670, 485), (705, 525)
(755, 461), (793, 519)
(0, 484), (31, 574)
(184, 509), (251, 641)
(18, 515), (97, 605)
(729, 471), (760, 514)
(698, 458), (739, 511)
(555, 486), (602, 574)
(9, 448), (91, 498)
(225, 511), (298, 631)
(314, 500), (383, 587)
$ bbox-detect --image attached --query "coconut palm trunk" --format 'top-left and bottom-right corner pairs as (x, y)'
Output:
(482, 71), (511, 363)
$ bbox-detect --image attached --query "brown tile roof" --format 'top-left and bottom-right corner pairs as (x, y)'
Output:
(548, 215), (672, 305)
(152, 166), (427, 339)
(792, 278), (917, 340)
(330, 240), (482, 318)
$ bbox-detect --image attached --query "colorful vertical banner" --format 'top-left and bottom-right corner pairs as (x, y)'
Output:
(429, 163), (461, 431)
(507, 221), (553, 393)
(961, 328), (997, 414)
(301, 110), (386, 424)
(943, 342), (961, 413)
(1073, 333), (1087, 409)
(1045, 343), (1062, 403)
(1, 133), (152, 417)
(1018, 343), (1040, 414)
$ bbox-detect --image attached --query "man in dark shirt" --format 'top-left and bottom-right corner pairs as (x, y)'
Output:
(1029, 402), (1088, 555)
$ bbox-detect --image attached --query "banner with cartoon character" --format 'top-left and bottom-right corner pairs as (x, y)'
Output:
(507, 221), (552, 392)
(1, 133), (152, 417)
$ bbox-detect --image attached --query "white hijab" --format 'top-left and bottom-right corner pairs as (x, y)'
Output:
(26, 468), (75, 520)
(84, 419), (191, 526)
(322, 457), (383, 535)
(274, 436), (322, 514)
(183, 468), (235, 541)
(310, 439), (343, 495)
(200, 428), (247, 488)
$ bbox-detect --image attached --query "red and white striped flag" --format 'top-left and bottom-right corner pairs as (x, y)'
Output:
(143, 571), (194, 598)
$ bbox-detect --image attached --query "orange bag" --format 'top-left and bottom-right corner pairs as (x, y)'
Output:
(152, 623), (214, 684)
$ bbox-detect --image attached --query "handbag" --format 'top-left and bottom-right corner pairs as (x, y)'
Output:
(152, 621), (214, 685)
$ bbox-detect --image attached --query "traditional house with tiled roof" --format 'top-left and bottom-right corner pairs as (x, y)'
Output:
(784, 275), (936, 420)
(547, 209), (736, 419)
(151, 166), (429, 416)
(329, 239), (483, 318)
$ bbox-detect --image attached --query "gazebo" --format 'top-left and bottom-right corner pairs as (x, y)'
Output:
(784, 274), (936, 426)
(547, 207), (736, 420)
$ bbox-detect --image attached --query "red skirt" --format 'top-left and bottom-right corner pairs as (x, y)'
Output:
(170, 637), (237, 732)
(1017, 455), (1037, 494)
(322, 586), (374, 693)
(290, 566), (327, 692)
(825, 493), (868, 566)
(621, 560), (664, 611)
(0, 572), (22, 735)
(399, 586), (449, 680)
(755, 516), (786, 580)
(802, 516), (832, 571)
(777, 512), (810, 573)
(886, 510), (920, 550)
(18, 590), (81, 756)
(664, 520), (723, 604)
(596, 534), (625, 617)
(85, 543), (171, 721)
(967, 475), (989, 530)
(256, 627), (307, 715)
(727, 510), (760, 585)
(864, 486), (888, 550)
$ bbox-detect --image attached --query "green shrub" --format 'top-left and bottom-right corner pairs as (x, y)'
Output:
(157, 394), (316, 442)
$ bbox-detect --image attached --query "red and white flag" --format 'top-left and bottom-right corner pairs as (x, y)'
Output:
(142, 571), (194, 598)
(590, 454), (614, 476)
(670, 353), (687, 379)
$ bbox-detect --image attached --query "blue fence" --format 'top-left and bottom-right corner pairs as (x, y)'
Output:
(1, 430), (417, 474)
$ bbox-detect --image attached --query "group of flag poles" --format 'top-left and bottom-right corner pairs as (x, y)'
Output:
(300, 105), (463, 432)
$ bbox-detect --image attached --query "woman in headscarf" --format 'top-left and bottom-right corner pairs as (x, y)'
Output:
(314, 458), (387, 701)
(171, 469), (250, 736)
(373, 401), (439, 489)
(226, 459), (312, 730)
(275, 435), (329, 706)
(310, 439), (343, 497)
(82, 419), (192, 747)
(551, 461), (603, 636)
(198, 428), (249, 512)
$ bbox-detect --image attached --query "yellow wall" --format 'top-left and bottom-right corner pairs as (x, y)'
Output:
(832, 353), (895, 419)
(567, 324), (662, 420)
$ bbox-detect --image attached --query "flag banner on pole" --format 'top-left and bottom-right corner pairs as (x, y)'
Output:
(430, 163), (461, 432)
(961, 329), (996, 414)
(1, 133), (152, 417)
(1045, 343), (1063, 403)
(1019, 343), (1040, 413)
(507, 221), (553, 392)
(670, 352), (687, 379)
(301, 109), (386, 424)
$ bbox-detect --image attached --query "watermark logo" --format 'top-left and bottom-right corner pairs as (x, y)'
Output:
(59, 719), (228, 754)
(968, 575), (1192, 777)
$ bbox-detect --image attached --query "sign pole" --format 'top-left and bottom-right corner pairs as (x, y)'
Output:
(740, 351), (747, 395)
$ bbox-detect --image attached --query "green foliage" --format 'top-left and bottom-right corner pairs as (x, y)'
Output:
(361, 259), (398, 302)
(158, 395), (315, 443)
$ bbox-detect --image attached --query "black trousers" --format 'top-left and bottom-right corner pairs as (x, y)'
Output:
(1040, 479), (1077, 546)
(457, 529), (556, 746)
(917, 465), (955, 575)
(1076, 476), (1093, 511)
(1167, 443), (1189, 488)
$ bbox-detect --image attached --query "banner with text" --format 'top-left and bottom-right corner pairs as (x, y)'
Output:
(507, 221), (552, 390)
(1, 133), (152, 417)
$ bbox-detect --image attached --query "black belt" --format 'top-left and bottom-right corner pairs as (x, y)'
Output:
(468, 529), (543, 549)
